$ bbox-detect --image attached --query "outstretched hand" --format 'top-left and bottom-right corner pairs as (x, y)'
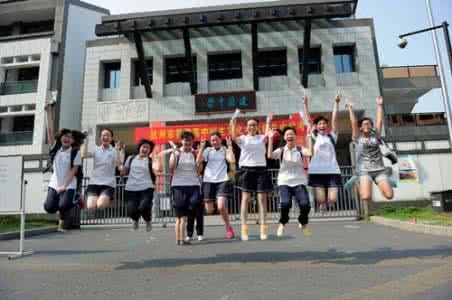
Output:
(335, 94), (342, 103)
(226, 136), (233, 147)
(376, 96), (383, 105)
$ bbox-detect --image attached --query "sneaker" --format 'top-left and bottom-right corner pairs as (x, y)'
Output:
(197, 235), (204, 241)
(176, 240), (181, 246)
(303, 226), (312, 237)
(226, 226), (235, 239)
(260, 224), (268, 240)
(57, 220), (66, 232)
(298, 223), (303, 229)
(241, 225), (249, 241)
(185, 236), (192, 242)
(277, 224), (285, 237)
(133, 221), (139, 231)
(182, 240), (191, 246)
(145, 221), (152, 232)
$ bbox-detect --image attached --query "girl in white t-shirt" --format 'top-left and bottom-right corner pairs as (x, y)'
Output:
(119, 139), (160, 232)
(230, 110), (273, 241)
(268, 96), (313, 237)
(43, 97), (82, 232)
(81, 128), (123, 211)
(308, 95), (342, 213)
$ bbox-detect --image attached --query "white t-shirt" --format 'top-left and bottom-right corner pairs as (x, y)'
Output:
(308, 133), (341, 174)
(125, 155), (154, 191)
(48, 147), (82, 190)
(272, 146), (307, 187)
(89, 145), (117, 187)
(171, 149), (200, 186)
(238, 134), (267, 168)
(202, 147), (231, 183)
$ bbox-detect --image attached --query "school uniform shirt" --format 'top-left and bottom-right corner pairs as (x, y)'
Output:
(124, 156), (154, 191)
(272, 146), (307, 187)
(308, 133), (341, 175)
(202, 147), (231, 183)
(238, 134), (267, 168)
(89, 145), (117, 187)
(171, 149), (200, 187)
(48, 147), (81, 190)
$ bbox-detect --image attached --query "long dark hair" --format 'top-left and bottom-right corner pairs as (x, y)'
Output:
(100, 127), (116, 147)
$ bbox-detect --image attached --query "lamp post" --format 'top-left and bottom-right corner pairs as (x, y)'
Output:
(398, 7), (452, 151)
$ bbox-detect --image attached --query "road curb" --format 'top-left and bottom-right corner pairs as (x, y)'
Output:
(370, 216), (452, 237)
(0, 227), (58, 241)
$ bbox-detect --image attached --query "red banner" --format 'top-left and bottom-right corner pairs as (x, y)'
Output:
(135, 114), (306, 145)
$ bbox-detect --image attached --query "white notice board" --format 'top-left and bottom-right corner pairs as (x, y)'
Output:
(0, 156), (23, 212)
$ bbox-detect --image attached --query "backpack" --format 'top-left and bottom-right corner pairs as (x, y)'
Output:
(125, 155), (156, 184)
(171, 150), (199, 176)
(205, 146), (236, 179)
(312, 131), (336, 147)
(279, 146), (304, 162)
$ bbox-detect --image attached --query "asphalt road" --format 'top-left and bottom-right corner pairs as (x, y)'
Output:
(1, 222), (451, 300)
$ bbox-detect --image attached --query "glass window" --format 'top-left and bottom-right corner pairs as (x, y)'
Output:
(13, 116), (34, 132)
(256, 49), (287, 77)
(20, 20), (54, 34)
(165, 56), (197, 84)
(133, 59), (153, 86)
(208, 52), (242, 80)
(103, 62), (121, 89)
(17, 67), (40, 81)
(334, 45), (356, 73)
(298, 47), (321, 74)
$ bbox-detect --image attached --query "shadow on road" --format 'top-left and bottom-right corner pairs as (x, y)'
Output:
(115, 246), (452, 270)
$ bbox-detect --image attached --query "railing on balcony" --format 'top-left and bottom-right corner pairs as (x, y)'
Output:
(0, 131), (33, 145)
(0, 80), (38, 95)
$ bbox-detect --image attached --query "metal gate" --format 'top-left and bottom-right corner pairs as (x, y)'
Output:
(80, 166), (362, 225)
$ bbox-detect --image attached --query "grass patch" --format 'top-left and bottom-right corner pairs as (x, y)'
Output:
(0, 216), (56, 233)
(375, 206), (452, 226)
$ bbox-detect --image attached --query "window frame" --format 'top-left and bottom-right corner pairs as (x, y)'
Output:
(208, 52), (243, 81)
(333, 45), (356, 73)
(256, 49), (288, 78)
(165, 56), (197, 84)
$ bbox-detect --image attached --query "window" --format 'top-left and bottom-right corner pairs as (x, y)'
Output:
(103, 62), (121, 89)
(0, 25), (12, 37)
(13, 116), (34, 132)
(298, 47), (321, 74)
(334, 45), (356, 73)
(20, 20), (54, 34)
(256, 49), (287, 77)
(208, 52), (242, 80)
(17, 67), (40, 81)
(165, 56), (197, 84)
(133, 59), (153, 86)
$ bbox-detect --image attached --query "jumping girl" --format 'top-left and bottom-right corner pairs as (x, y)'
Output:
(43, 97), (83, 232)
(197, 132), (236, 239)
(170, 131), (203, 246)
(268, 96), (313, 237)
(346, 96), (394, 201)
(119, 139), (159, 232)
(308, 95), (342, 213)
(81, 128), (122, 211)
(230, 111), (273, 241)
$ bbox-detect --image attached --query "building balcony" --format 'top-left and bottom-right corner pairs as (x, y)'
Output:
(0, 131), (33, 146)
(0, 80), (38, 95)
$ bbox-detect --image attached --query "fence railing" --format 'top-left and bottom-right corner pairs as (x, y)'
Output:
(0, 80), (38, 95)
(79, 166), (361, 225)
(0, 131), (33, 146)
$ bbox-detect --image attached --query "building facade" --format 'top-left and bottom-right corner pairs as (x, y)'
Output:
(0, 0), (109, 156)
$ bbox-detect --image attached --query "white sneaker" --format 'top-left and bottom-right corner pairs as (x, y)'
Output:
(57, 220), (66, 232)
(133, 221), (139, 231)
(145, 221), (152, 232)
(197, 235), (204, 241)
(185, 236), (192, 242)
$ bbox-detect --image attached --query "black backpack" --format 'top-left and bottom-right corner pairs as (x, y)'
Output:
(126, 155), (156, 184)
(279, 146), (304, 162)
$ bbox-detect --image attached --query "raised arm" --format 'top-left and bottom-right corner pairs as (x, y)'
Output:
(265, 113), (274, 136)
(346, 100), (359, 140)
(196, 138), (207, 165)
(267, 130), (275, 159)
(302, 95), (311, 129)
(114, 141), (124, 168)
(302, 128), (313, 157)
(226, 137), (236, 164)
(44, 96), (55, 145)
(331, 94), (341, 134)
(151, 152), (162, 175)
(376, 96), (384, 137)
(230, 109), (241, 144)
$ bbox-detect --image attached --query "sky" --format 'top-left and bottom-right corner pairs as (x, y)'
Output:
(86, 0), (452, 113)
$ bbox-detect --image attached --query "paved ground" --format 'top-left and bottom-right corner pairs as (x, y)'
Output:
(1, 222), (452, 300)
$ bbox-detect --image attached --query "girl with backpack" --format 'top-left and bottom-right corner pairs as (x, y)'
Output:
(169, 131), (203, 246)
(268, 96), (313, 237)
(346, 96), (394, 201)
(196, 132), (236, 240)
(81, 128), (123, 211)
(43, 97), (83, 232)
(230, 111), (273, 241)
(119, 139), (159, 232)
(308, 95), (342, 213)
